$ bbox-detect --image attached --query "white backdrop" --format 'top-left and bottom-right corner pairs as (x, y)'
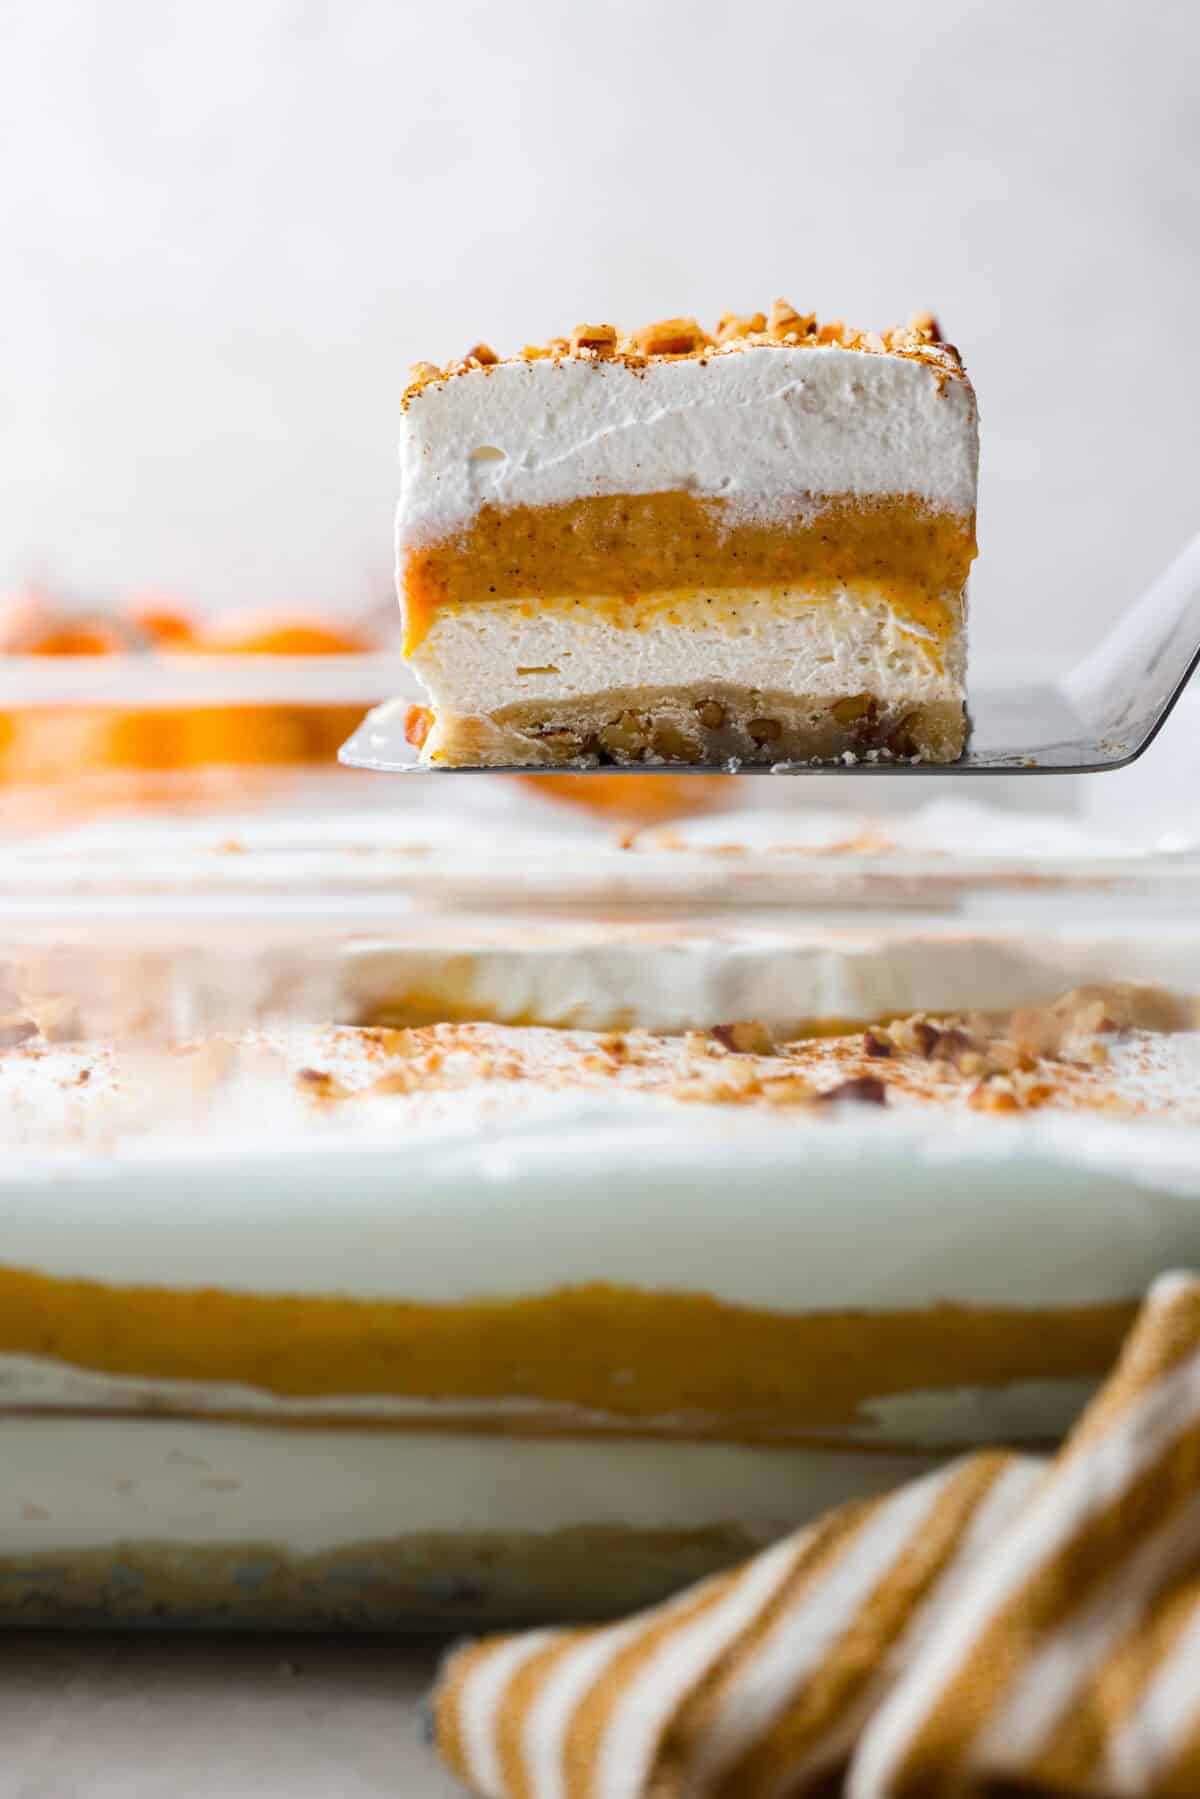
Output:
(3, 0), (1197, 654)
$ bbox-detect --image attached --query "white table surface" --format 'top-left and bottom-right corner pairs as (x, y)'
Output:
(0, 1634), (465, 1796)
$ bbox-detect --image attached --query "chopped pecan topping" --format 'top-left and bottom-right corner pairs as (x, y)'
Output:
(711, 1019), (774, 1056)
(1009, 1006), (1064, 1062)
(635, 317), (711, 357)
(295, 1066), (349, 1103)
(862, 1028), (894, 1059)
(969, 1081), (1020, 1113)
(670, 1058), (764, 1105)
(769, 298), (816, 340)
(929, 1025), (973, 1065)
(296, 1065), (331, 1087)
(892, 1016), (941, 1058)
(570, 323), (618, 356)
(715, 311), (767, 342)
(818, 1075), (888, 1107)
(877, 981), (1188, 1101)
(1056, 983), (1191, 1036)
(362, 1070), (415, 1098)
(907, 310), (942, 342)
(401, 303), (965, 404)
(760, 1073), (816, 1106)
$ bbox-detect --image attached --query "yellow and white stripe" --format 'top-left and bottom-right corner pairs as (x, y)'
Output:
(433, 1272), (1200, 1799)
(853, 1270), (1200, 1795)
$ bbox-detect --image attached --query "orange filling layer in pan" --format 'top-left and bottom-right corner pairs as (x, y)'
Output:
(0, 1268), (1127, 1443)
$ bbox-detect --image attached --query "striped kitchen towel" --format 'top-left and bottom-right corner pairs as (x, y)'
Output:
(432, 1270), (1200, 1797)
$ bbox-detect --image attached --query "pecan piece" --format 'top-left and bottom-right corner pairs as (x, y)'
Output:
(711, 1020), (774, 1056)
(887, 1014), (939, 1058)
(908, 310), (942, 342)
(930, 1025), (974, 1064)
(1009, 1007), (1065, 1062)
(570, 323), (617, 356)
(969, 1082), (1021, 1113)
(635, 317), (710, 356)
(818, 1075), (888, 1106)
(760, 1074), (816, 1106)
(769, 298), (816, 339)
(715, 311), (767, 342)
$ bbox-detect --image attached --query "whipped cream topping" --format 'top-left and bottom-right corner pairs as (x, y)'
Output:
(0, 1026), (1197, 1313)
(396, 348), (979, 550)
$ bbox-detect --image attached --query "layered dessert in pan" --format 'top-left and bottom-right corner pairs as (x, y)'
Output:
(397, 304), (977, 767)
(1, 982), (1197, 1628)
(344, 917), (1200, 1038)
(0, 587), (374, 794)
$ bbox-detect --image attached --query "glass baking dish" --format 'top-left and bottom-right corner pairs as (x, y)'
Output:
(0, 685), (1197, 1630)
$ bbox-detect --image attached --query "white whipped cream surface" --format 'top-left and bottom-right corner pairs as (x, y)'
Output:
(397, 348), (979, 549)
(0, 1031), (1197, 1312)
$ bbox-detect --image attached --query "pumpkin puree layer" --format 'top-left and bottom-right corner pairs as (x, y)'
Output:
(401, 492), (976, 654)
(0, 1268), (1128, 1443)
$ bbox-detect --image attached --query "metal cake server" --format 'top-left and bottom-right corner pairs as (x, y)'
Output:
(339, 530), (1200, 777)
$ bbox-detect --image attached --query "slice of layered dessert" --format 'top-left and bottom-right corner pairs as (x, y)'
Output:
(0, 987), (1197, 1627)
(397, 304), (978, 767)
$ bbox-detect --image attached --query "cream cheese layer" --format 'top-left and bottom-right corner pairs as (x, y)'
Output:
(1, 1418), (936, 1556)
(408, 585), (965, 721)
(0, 1354), (1101, 1452)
